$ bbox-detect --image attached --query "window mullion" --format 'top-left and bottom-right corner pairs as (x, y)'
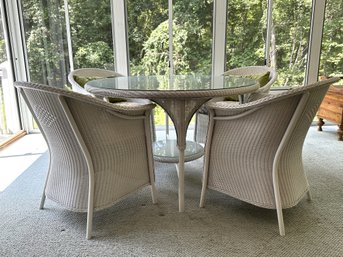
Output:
(212, 0), (227, 77)
(265, 0), (273, 66)
(306, 0), (326, 85)
(111, 0), (129, 76)
(64, 0), (74, 71)
(168, 0), (174, 76)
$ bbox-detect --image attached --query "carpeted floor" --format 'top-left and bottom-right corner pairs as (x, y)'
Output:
(0, 126), (342, 257)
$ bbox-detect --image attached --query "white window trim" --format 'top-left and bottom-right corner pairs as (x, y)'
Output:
(265, 0), (273, 66)
(306, 0), (326, 85)
(211, 0), (227, 77)
(1, 0), (27, 81)
(111, 0), (129, 76)
(64, 0), (74, 71)
(0, 0), (331, 134)
(0, 0), (30, 132)
(168, 0), (174, 75)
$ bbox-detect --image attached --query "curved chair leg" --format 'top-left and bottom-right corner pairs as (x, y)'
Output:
(199, 186), (206, 208)
(86, 207), (94, 240)
(273, 167), (285, 236)
(273, 178), (285, 236)
(86, 174), (95, 239)
(199, 156), (208, 208)
(39, 193), (46, 210)
(276, 204), (285, 236)
(306, 190), (312, 201)
(86, 191), (94, 239)
(199, 160), (209, 208)
(200, 111), (214, 208)
(151, 184), (158, 204)
(39, 166), (51, 209)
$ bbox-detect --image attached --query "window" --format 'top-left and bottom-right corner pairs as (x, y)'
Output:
(2, 0), (340, 133)
(173, 0), (213, 75)
(271, 0), (312, 87)
(127, 0), (213, 76)
(0, 6), (22, 142)
(21, 0), (69, 87)
(319, 0), (343, 79)
(226, 0), (267, 69)
(127, 0), (168, 75)
(68, 0), (114, 70)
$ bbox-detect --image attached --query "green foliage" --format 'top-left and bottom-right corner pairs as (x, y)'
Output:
(22, 0), (68, 87)
(134, 0), (213, 75)
(153, 106), (167, 126)
(0, 87), (7, 133)
(68, 0), (113, 69)
(74, 42), (113, 69)
(320, 0), (343, 77)
(127, 0), (168, 72)
(0, 35), (6, 63)
(21, 0), (343, 90)
(139, 21), (170, 75)
(271, 0), (312, 87)
(226, 0), (266, 68)
(140, 20), (212, 75)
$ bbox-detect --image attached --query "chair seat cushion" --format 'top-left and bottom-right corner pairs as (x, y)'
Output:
(74, 75), (100, 87)
(108, 97), (127, 103)
(224, 71), (270, 102)
(74, 75), (126, 103)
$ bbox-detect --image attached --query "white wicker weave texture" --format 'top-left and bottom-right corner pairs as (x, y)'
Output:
(68, 68), (122, 95)
(194, 66), (278, 144)
(200, 77), (340, 236)
(15, 81), (157, 239)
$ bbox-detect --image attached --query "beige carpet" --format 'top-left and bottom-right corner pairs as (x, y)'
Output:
(0, 126), (342, 256)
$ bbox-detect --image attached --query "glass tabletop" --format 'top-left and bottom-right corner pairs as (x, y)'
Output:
(86, 75), (256, 92)
(153, 139), (204, 163)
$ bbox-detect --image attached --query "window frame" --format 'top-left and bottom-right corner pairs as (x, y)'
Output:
(1, 0), (329, 132)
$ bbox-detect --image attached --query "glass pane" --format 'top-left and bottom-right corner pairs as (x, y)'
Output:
(68, 0), (114, 70)
(126, 0), (169, 129)
(319, 0), (343, 79)
(226, 0), (267, 69)
(0, 9), (22, 143)
(127, 0), (168, 75)
(0, 15), (6, 139)
(21, 0), (69, 87)
(173, 0), (213, 75)
(271, 0), (312, 87)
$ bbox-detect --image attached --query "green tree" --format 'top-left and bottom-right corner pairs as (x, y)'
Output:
(320, 0), (343, 77)
(22, 0), (68, 87)
(20, 0), (343, 88)
(127, 0), (168, 74)
(0, 16), (7, 62)
(132, 0), (213, 75)
(68, 0), (114, 69)
(226, 0), (267, 69)
(74, 42), (113, 69)
(271, 0), (312, 87)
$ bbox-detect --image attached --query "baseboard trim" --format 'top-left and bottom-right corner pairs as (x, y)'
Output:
(0, 130), (27, 149)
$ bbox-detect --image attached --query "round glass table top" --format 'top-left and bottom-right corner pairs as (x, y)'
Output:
(86, 75), (257, 92)
(153, 139), (204, 163)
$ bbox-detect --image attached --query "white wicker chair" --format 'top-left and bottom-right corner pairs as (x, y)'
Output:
(223, 65), (278, 101)
(15, 81), (157, 239)
(194, 66), (278, 144)
(68, 68), (156, 141)
(68, 68), (122, 95)
(199, 77), (340, 236)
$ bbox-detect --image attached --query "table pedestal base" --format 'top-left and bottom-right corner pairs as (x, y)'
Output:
(152, 98), (210, 212)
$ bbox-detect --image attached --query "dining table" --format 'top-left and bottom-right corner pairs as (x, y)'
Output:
(85, 74), (258, 212)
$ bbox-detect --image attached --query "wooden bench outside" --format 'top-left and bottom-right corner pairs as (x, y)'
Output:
(317, 84), (343, 141)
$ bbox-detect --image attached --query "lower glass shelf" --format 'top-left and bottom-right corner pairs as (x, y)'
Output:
(153, 139), (204, 163)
